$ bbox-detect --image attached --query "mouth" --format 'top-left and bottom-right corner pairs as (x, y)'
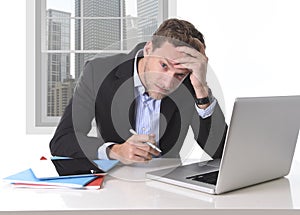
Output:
(154, 84), (170, 94)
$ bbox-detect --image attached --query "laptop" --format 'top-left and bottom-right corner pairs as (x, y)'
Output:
(146, 96), (300, 194)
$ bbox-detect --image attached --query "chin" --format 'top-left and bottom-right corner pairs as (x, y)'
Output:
(148, 92), (166, 100)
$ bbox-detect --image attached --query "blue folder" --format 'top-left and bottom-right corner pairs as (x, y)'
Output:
(3, 169), (98, 188)
(93, 159), (119, 172)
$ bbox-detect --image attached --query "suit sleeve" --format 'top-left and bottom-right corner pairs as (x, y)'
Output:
(181, 76), (227, 159)
(191, 101), (228, 159)
(49, 61), (104, 159)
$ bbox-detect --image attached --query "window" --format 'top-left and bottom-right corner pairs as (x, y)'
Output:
(26, 0), (177, 133)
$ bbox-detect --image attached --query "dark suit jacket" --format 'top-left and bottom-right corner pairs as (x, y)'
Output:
(50, 43), (227, 159)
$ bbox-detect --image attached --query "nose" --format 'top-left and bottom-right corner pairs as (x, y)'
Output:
(160, 71), (178, 90)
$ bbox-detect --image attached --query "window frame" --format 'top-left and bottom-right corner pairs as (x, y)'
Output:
(26, 0), (177, 134)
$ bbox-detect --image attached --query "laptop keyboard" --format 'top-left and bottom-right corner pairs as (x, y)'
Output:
(186, 171), (219, 185)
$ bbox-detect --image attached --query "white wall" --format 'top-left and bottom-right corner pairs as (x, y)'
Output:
(0, 0), (299, 178)
(177, 0), (300, 117)
(177, 0), (300, 161)
(0, 0), (52, 178)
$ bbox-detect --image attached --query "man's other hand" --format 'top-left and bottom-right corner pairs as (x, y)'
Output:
(108, 134), (160, 164)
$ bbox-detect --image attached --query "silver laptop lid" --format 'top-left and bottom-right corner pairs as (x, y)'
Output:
(216, 96), (300, 194)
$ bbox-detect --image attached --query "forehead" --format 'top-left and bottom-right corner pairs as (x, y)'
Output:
(150, 41), (185, 61)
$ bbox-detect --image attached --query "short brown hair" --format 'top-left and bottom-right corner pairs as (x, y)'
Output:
(152, 18), (206, 52)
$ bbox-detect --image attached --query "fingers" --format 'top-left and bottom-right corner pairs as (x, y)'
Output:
(132, 147), (153, 160)
(176, 39), (208, 60)
(173, 56), (207, 74)
(123, 142), (159, 164)
(185, 38), (206, 56)
(135, 143), (161, 156)
(129, 133), (156, 145)
(173, 63), (193, 74)
(173, 57), (197, 70)
(175, 50), (208, 63)
(109, 135), (161, 165)
(109, 143), (155, 165)
(174, 45), (208, 74)
(127, 133), (160, 156)
(176, 46), (200, 58)
(173, 42), (208, 86)
(109, 132), (162, 165)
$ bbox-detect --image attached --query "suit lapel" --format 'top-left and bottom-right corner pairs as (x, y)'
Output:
(159, 96), (178, 153)
(129, 99), (136, 130)
(158, 82), (193, 155)
(110, 59), (136, 140)
(160, 96), (177, 128)
(111, 43), (145, 132)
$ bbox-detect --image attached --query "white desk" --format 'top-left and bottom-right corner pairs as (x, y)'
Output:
(1, 158), (300, 215)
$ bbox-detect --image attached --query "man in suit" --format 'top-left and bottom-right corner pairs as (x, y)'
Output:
(50, 18), (227, 164)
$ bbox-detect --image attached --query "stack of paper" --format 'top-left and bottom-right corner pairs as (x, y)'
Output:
(4, 169), (105, 189)
(3, 157), (119, 189)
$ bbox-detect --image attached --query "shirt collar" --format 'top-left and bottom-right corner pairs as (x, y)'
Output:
(133, 49), (146, 96)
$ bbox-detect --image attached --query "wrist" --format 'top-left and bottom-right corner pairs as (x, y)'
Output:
(107, 144), (120, 160)
(194, 84), (209, 98)
(196, 102), (210, 110)
(194, 85), (213, 109)
(195, 98), (210, 109)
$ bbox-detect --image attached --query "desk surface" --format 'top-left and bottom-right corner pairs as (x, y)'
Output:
(1, 158), (300, 214)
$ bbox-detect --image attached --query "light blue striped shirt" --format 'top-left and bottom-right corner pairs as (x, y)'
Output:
(133, 60), (161, 145)
(98, 49), (216, 159)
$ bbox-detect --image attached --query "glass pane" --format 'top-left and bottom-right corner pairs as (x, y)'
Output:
(83, 19), (121, 50)
(82, 0), (123, 17)
(125, 0), (159, 18)
(46, 16), (74, 50)
(125, 0), (137, 17)
(123, 18), (155, 50)
(47, 0), (160, 18)
(47, 0), (75, 17)
(135, 0), (159, 18)
(74, 19), (81, 50)
(46, 53), (75, 117)
(136, 18), (158, 36)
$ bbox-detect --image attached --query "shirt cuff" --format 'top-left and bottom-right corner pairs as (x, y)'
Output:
(195, 98), (217, 119)
(97, 142), (116, 160)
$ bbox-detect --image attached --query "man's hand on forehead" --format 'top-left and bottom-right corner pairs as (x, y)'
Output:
(170, 39), (209, 100)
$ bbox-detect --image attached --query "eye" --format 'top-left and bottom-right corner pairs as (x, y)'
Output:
(161, 63), (168, 70)
(176, 73), (186, 79)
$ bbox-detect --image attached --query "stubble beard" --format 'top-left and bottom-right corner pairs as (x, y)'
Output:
(143, 62), (167, 100)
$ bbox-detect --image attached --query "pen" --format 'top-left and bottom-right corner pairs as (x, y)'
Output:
(129, 129), (162, 153)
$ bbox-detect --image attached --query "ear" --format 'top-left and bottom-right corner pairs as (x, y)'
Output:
(143, 41), (153, 56)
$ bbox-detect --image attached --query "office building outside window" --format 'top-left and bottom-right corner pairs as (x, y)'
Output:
(27, 0), (176, 130)
(74, 0), (127, 80)
(47, 9), (72, 116)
